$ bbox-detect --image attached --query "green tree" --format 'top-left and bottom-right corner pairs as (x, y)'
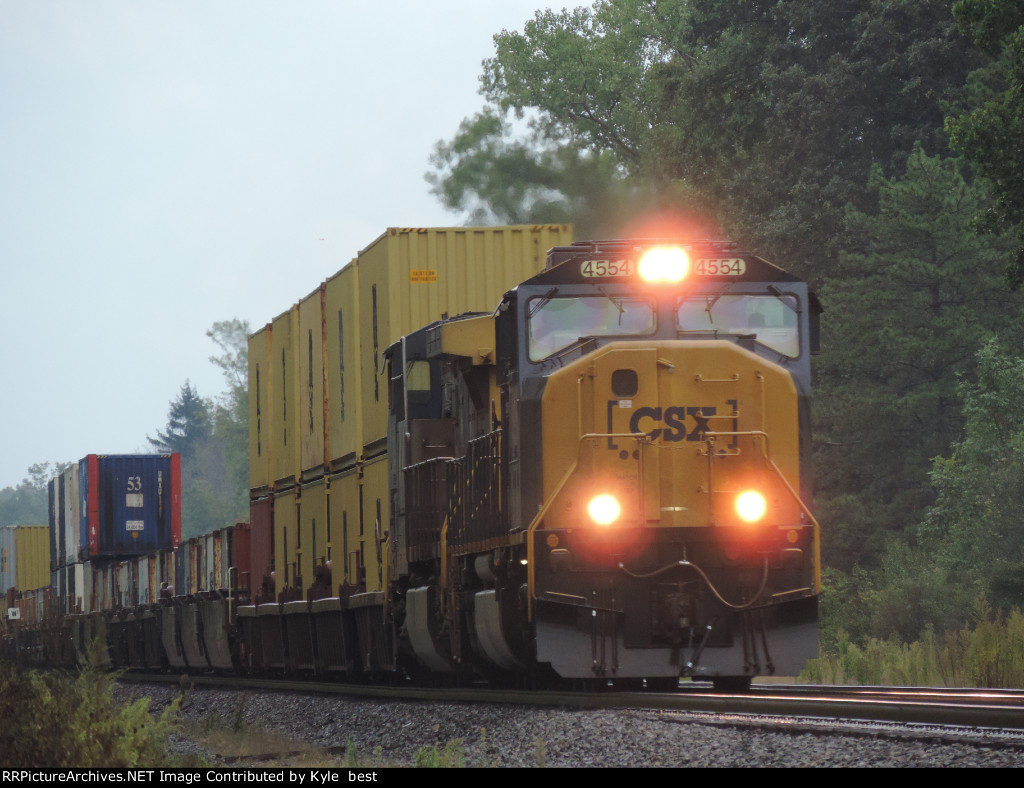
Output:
(150, 322), (250, 539)
(433, 0), (978, 277)
(946, 0), (1024, 286)
(149, 382), (217, 536)
(830, 341), (1024, 645)
(206, 318), (250, 530)
(427, 108), (645, 238)
(207, 318), (249, 397)
(148, 381), (211, 458)
(922, 339), (1024, 612)
(0, 462), (72, 528)
(815, 146), (1024, 570)
(645, 0), (977, 271)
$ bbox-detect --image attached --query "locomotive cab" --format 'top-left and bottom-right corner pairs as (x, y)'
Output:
(510, 241), (821, 684)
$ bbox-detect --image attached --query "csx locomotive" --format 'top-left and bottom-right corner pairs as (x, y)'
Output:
(6, 226), (821, 690)
(372, 237), (821, 688)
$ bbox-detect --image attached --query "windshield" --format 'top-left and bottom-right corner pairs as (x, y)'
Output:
(528, 295), (656, 361)
(677, 293), (799, 358)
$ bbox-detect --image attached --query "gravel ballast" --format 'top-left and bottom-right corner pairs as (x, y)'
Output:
(116, 683), (1024, 768)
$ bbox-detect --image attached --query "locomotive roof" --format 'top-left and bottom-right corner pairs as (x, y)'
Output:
(519, 239), (803, 287)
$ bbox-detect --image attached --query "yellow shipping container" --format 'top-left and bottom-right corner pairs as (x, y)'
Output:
(0, 525), (50, 592)
(297, 478), (328, 594)
(271, 481), (333, 599)
(271, 305), (301, 489)
(326, 468), (361, 590)
(298, 285), (327, 478)
(273, 487), (298, 594)
(324, 261), (361, 472)
(248, 324), (274, 495)
(360, 455), (389, 594)
(357, 225), (572, 454)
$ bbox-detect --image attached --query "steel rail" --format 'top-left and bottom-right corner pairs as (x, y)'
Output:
(119, 674), (1024, 732)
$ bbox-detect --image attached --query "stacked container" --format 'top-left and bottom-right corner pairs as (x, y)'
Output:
(1, 525), (50, 594)
(47, 454), (181, 615)
(79, 454), (182, 558)
(248, 325), (275, 497)
(248, 225), (572, 602)
(64, 465), (81, 563)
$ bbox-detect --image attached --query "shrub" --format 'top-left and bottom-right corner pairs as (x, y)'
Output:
(0, 641), (179, 767)
(805, 607), (1024, 687)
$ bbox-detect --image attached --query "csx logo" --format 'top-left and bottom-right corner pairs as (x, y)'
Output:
(627, 405), (716, 442)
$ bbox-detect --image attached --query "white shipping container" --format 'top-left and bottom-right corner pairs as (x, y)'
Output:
(136, 555), (152, 606)
(75, 562), (93, 614)
(63, 465), (81, 566)
(95, 564), (114, 611)
(117, 561), (137, 608)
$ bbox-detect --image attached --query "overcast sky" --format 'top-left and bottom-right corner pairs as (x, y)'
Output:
(0, 1), (555, 491)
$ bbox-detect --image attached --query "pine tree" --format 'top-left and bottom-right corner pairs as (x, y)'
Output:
(147, 381), (211, 459)
(815, 146), (1024, 569)
(947, 0), (1024, 286)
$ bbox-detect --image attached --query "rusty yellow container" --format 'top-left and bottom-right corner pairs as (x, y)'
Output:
(324, 261), (362, 472)
(326, 468), (360, 589)
(297, 478), (328, 593)
(271, 305), (301, 489)
(248, 324), (275, 496)
(0, 525), (50, 592)
(360, 454), (390, 593)
(298, 285), (327, 479)
(273, 487), (298, 593)
(357, 225), (572, 453)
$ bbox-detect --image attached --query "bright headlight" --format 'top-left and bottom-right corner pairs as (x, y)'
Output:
(735, 490), (767, 523)
(587, 494), (622, 526)
(638, 247), (689, 283)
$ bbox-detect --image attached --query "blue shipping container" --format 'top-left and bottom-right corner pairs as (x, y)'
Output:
(79, 455), (182, 559)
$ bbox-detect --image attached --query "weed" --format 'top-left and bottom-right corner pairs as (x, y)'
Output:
(414, 739), (465, 768)
(805, 607), (1024, 687)
(232, 691), (250, 732)
(478, 727), (488, 768)
(0, 640), (179, 767)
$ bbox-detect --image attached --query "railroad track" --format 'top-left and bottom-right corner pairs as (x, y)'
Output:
(121, 673), (1024, 733)
(676, 684), (1024, 731)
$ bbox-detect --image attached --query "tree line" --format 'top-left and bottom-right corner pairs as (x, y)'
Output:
(0, 320), (250, 542)
(427, 0), (1024, 646)
(147, 319), (250, 539)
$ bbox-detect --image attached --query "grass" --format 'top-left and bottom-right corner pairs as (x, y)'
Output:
(804, 607), (1024, 687)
